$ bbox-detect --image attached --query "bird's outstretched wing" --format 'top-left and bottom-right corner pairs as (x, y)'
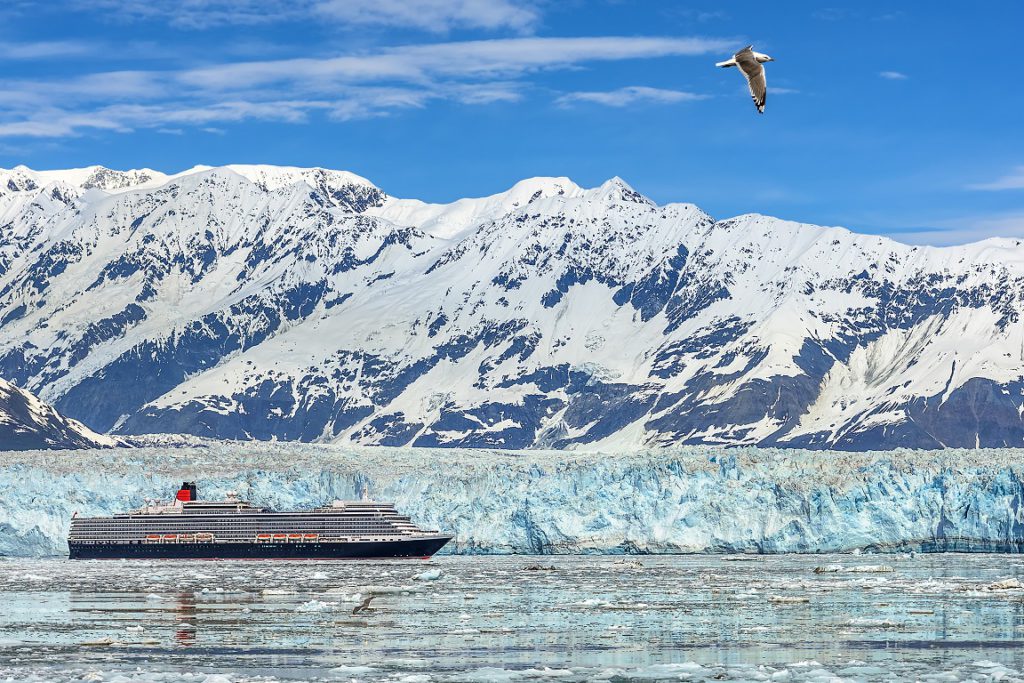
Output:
(352, 595), (376, 614)
(735, 49), (766, 113)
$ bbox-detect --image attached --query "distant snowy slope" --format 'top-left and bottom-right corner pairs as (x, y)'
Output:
(0, 378), (116, 450)
(0, 164), (1022, 450)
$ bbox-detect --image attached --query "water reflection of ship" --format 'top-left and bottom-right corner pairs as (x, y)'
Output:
(174, 592), (197, 646)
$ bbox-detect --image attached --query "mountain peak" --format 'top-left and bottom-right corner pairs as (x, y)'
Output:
(587, 176), (650, 205)
(219, 164), (381, 193)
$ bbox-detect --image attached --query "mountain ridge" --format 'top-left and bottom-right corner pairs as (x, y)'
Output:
(1, 164), (1022, 450)
(0, 377), (117, 450)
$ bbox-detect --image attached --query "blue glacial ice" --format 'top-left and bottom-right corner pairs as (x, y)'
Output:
(1, 443), (1023, 557)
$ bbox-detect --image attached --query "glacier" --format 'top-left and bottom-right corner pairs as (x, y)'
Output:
(2, 442), (1023, 557)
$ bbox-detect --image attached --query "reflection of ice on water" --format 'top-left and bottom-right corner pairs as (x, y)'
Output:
(1, 555), (1024, 681)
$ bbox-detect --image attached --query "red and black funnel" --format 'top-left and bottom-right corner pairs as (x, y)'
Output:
(176, 482), (197, 502)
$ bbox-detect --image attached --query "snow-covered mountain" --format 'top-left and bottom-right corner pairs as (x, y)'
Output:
(1, 164), (1022, 450)
(0, 378), (116, 450)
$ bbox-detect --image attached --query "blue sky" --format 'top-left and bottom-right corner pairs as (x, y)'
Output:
(1, 1), (1022, 245)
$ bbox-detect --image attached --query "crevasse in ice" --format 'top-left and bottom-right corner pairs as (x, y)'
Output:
(1, 443), (1022, 557)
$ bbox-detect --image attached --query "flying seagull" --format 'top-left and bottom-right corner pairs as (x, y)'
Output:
(352, 595), (376, 614)
(716, 46), (774, 113)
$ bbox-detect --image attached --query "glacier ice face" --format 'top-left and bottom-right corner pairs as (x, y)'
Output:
(1, 442), (1023, 557)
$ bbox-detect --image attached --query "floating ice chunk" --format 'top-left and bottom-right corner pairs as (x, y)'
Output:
(323, 590), (362, 602)
(384, 658), (429, 668)
(330, 665), (377, 675)
(296, 599), (338, 612)
(571, 598), (611, 608)
(261, 588), (298, 595)
(844, 565), (894, 573)
(310, 571), (329, 580)
(611, 559), (643, 569)
(145, 593), (163, 600)
(600, 601), (648, 610)
(359, 584), (419, 594)
(80, 637), (117, 646)
(414, 568), (442, 581)
(768, 596), (810, 603)
(985, 577), (1023, 590)
(812, 565), (842, 574)
(523, 667), (574, 677)
(847, 617), (901, 628)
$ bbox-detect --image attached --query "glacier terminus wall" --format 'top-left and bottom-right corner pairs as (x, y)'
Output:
(2, 443), (1023, 557)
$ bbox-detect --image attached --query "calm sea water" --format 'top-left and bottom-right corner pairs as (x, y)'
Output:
(1, 554), (1023, 682)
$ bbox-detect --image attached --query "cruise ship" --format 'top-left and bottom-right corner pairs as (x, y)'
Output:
(68, 482), (453, 560)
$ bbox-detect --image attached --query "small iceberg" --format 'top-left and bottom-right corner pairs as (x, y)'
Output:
(844, 565), (894, 573)
(296, 599), (339, 612)
(414, 568), (442, 581)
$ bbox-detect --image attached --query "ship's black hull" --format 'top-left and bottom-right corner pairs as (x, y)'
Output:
(68, 536), (452, 560)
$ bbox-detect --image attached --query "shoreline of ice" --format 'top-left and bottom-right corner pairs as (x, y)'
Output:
(2, 442), (1023, 557)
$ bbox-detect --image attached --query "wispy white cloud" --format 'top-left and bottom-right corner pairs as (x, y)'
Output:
(177, 37), (733, 91)
(967, 165), (1024, 191)
(879, 71), (908, 80)
(556, 86), (708, 108)
(314, 0), (539, 33)
(75, 0), (539, 32)
(0, 40), (95, 60)
(75, 0), (313, 29)
(0, 36), (732, 138)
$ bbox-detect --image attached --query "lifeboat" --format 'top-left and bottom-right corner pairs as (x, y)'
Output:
(304, 534), (318, 541)
(272, 534), (287, 540)
(288, 534), (302, 541)
(179, 534), (195, 542)
(146, 534), (161, 542)
(163, 534), (177, 541)
(196, 533), (214, 542)
(256, 533), (272, 540)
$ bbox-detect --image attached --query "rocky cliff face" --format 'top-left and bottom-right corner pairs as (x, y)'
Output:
(1, 164), (1022, 450)
(0, 378), (116, 450)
